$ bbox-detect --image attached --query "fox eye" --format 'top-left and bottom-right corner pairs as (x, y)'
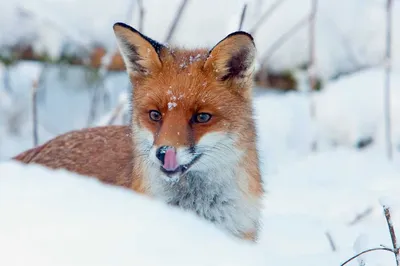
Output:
(149, 110), (162, 121)
(194, 113), (212, 123)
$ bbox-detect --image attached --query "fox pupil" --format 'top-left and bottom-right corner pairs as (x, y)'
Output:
(195, 113), (212, 123)
(149, 110), (162, 121)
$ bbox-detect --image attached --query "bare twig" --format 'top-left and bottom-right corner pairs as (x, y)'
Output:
(249, 0), (286, 35)
(165, 0), (190, 43)
(353, 235), (368, 266)
(238, 4), (248, 31)
(31, 81), (39, 147)
(31, 64), (48, 147)
(384, 0), (393, 160)
(383, 204), (400, 265)
(342, 204), (399, 266)
(2, 66), (12, 93)
(137, 0), (145, 32)
(325, 231), (337, 252)
(106, 94), (128, 125)
(308, 0), (318, 91)
(348, 207), (374, 226)
(259, 15), (309, 68)
(308, 0), (318, 151)
(341, 247), (393, 266)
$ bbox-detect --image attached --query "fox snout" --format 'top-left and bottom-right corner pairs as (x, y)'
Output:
(153, 144), (200, 176)
(156, 146), (179, 172)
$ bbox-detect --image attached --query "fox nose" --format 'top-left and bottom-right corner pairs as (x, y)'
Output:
(156, 146), (179, 172)
(156, 146), (171, 164)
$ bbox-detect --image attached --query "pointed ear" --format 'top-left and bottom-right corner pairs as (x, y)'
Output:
(204, 31), (256, 86)
(113, 22), (164, 77)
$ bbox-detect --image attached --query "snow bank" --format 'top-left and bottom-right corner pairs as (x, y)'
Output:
(259, 148), (400, 266)
(1, 148), (400, 266)
(314, 67), (400, 152)
(252, 67), (400, 171)
(0, 161), (267, 266)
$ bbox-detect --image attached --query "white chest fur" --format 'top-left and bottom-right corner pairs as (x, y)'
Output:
(148, 168), (260, 238)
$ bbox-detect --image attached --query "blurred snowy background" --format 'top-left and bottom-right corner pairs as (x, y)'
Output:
(1, 0), (400, 265)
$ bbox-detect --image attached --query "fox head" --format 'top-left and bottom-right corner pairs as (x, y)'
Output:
(113, 22), (257, 181)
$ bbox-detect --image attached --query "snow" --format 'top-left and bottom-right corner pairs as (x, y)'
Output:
(1, 148), (400, 265)
(1, 63), (400, 266)
(0, 162), (267, 266)
(1, 0), (400, 80)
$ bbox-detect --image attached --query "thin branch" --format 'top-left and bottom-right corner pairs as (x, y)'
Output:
(3, 66), (12, 93)
(249, 0), (286, 35)
(165, 0), (190, 43)
(31, 64), (48, 147)
(384, 0), (393, 160)
(308, 0), (318, 151)
(348, 207), (374, 226)
(137, 0), (145, 32)
(383, 204), (400, 265)
(31, 81), (38, 147)
(125, 0), (137, 24)
(340, 247), (394, 266)
(308, 0), (318, 91)
(259, 14), (309, 68)
(238, 4), (248, 31)
(106, 94), (128, 125)
(325, 231), (337, 252)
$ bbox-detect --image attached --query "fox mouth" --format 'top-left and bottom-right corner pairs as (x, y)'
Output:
(160, 154), (202, 176)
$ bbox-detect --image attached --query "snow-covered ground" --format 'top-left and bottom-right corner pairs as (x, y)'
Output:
(0, 60), (400, 265)
(1, 146), (399, 265)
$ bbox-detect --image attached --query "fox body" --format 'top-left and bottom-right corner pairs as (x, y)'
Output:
(13, 23), (263, 241)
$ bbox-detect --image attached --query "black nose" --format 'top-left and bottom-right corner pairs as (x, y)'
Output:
(156, 146), (172, 164)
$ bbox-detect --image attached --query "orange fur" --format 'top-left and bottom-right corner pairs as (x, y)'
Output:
(13, 23), (263, 241)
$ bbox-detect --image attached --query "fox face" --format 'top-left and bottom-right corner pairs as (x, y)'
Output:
(113, 23), (257, 182)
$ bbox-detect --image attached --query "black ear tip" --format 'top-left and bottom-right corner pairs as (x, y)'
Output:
(113, 22), (140, 34)
(226, 31), (254, 43)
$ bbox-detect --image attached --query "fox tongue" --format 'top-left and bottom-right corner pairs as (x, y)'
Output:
(163, 148), (179, 172)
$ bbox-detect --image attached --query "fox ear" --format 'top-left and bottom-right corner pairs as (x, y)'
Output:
(113, 22), (164, 77)
(204, 31), (256, 86)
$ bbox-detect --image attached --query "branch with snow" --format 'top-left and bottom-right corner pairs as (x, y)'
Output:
(383, 204), (400, 265)
(341, 247), (393, 266)
(341, 203), (400, 266)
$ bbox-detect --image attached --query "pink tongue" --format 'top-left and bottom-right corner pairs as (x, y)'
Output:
(163, 148), (179, 171)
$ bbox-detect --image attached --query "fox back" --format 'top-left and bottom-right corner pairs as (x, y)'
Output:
(14, 23), (264, 241)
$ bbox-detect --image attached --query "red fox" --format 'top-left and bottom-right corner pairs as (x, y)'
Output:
(13, 22), (264, 241)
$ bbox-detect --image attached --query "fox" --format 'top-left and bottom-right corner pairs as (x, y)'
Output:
(13, 22), (264, 241)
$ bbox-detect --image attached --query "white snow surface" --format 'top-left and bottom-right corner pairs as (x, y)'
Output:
(1, 148), (400, 265)
(0, 162), (267, 266)
(0, 63), (400, 265)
